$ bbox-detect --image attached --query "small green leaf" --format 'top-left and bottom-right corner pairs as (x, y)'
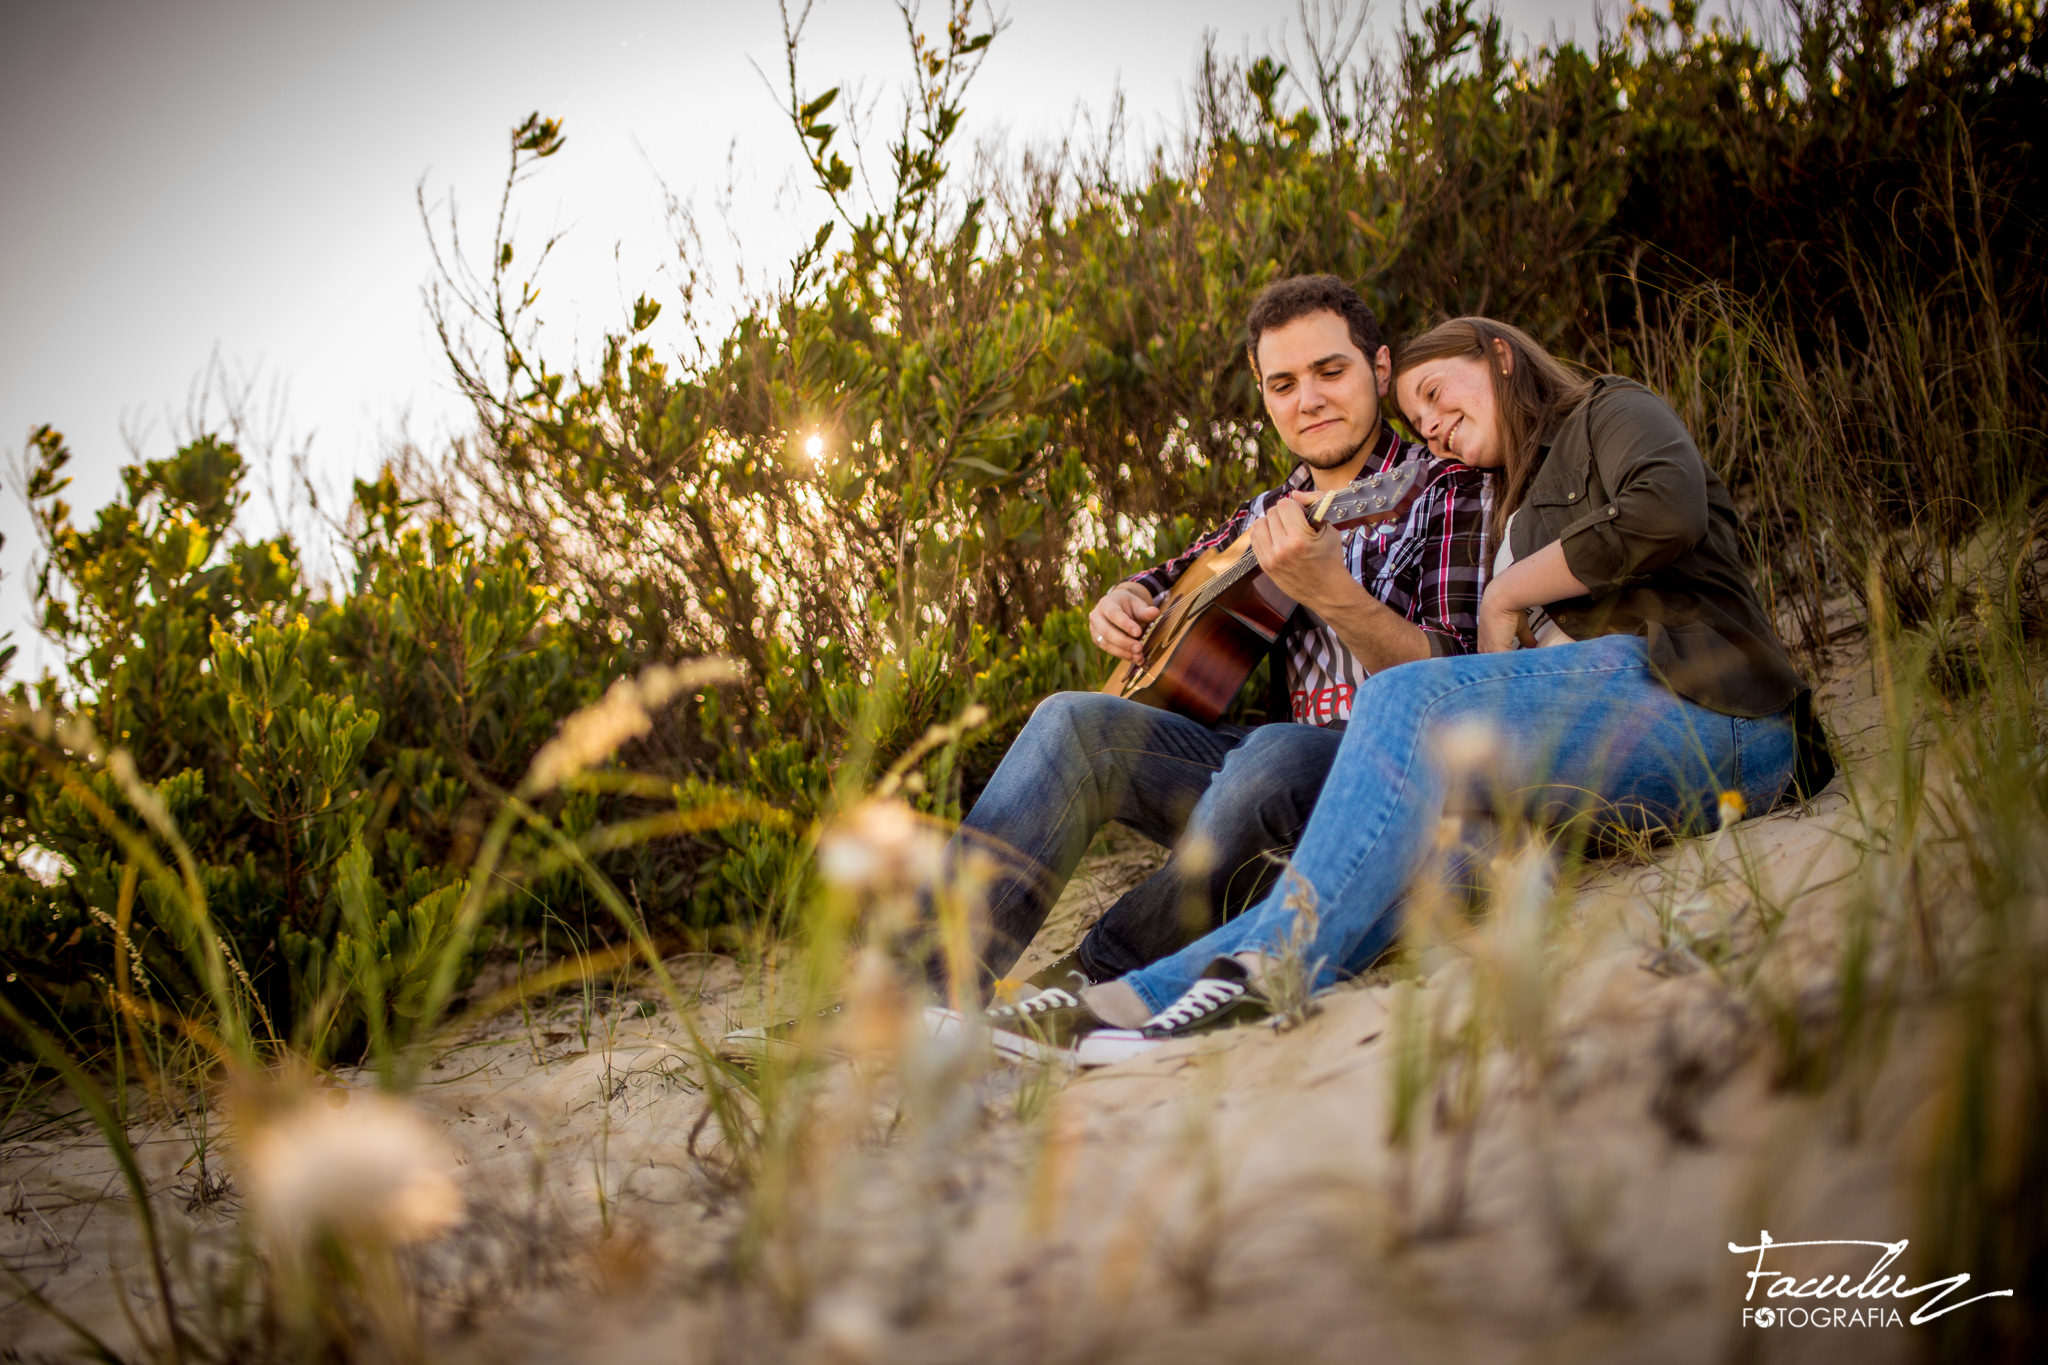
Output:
(799, 87), (839, 122)
(950, 456), (1016, 482)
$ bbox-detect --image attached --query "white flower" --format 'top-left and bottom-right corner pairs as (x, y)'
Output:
(817, 798), (946, 893)
(811, 1288), (887, 1362)
(237, 1088), (463, 1250)
(1433, 717), (1498, 778)
(18, 843), (73, 887)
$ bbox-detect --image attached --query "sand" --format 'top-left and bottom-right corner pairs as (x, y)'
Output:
(3, 646), (2034, 1363)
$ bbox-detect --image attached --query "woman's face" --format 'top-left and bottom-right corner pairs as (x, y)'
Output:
(1396, 354), (1502, 468)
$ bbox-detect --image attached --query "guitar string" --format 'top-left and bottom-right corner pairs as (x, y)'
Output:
(1132, 476), (1414, 657)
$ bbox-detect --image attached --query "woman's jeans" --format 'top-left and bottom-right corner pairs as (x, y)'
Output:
(935, 691), (1344, 987)
(1120, 634), (1799, 1014)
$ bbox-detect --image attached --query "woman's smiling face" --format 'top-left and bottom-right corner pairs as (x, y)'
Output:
(1397, 354), (1503, 468)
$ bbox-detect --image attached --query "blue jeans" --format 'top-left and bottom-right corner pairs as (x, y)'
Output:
(935, 691), (1344, 988)
(1120, 634), (1799, 1013)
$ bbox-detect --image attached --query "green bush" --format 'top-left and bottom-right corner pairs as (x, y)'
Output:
(4, 0), (2042, 1053)
(0, 430), (628, 1052)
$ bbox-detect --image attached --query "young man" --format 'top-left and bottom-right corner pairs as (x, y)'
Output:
(938, 274), (1492, 1005)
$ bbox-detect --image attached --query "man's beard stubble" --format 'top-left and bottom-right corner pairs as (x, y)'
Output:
(1294, 425), (1374, 471)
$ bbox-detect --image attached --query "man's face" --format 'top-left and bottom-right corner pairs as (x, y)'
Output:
(1254, 310), (1392, 471)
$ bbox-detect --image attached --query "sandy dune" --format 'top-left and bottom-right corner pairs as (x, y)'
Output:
(4, 649), (2031, 1362)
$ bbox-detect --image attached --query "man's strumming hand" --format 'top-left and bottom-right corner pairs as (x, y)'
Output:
(1089, 581), (1158, 665)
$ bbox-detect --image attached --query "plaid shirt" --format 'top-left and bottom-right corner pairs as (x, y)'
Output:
(1128, 425), (1492, 726)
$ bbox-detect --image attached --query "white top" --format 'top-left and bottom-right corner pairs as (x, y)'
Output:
(1493, 511), (1574, 647)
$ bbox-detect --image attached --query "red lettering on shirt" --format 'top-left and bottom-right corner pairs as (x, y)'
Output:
(1291, 684), (1356, 725)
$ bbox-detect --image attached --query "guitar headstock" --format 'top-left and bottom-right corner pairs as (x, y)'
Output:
(1308, 459), (1431, 531)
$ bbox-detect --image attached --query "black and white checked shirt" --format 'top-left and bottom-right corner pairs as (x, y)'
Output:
(1127, 425), (1493, 726)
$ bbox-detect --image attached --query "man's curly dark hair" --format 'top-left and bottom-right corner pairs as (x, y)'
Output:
(1244, 274), (1386, 376)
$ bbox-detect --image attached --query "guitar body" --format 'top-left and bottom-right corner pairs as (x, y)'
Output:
(1101, 534), (1297, 724)
(1099, 460), (1431, 724)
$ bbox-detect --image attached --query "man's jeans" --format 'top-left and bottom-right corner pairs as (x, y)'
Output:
(936, 691), (1343, 988)
(1120, 634), (1800, 1014)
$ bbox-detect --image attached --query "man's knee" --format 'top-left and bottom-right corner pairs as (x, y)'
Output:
(974, 691), (1157, 822)
(1019, 689), (1133, 739)
(1026, 688), (1105, 726)
(1016, 689), (1170, 759)
(1209, 724), (1342, 813)
(996, 690), (1097, 763)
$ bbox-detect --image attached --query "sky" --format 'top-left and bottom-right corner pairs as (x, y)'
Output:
(0, 0), (1601, 681)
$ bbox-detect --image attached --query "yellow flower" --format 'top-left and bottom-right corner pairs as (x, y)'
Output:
(1717, 790), (1748, 829)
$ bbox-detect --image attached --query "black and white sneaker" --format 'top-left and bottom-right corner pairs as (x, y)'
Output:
(1022, 946), (1096, 995)
(984, 986), (1113, 1057)
(716, 1001), (846, 1063)
(917, 996), (1082, 1065)
(1073, 958), (1270, 1066)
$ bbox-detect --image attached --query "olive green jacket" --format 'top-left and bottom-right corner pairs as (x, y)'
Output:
(1505, 375), (1806, 719)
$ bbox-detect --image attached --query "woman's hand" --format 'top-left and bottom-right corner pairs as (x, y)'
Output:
(1478, 542), (1588, 653)
(1090, 582), (1159, 665)
(1477, 585), (1526, 653)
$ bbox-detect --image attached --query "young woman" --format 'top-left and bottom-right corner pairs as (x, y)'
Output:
(998, 317), (1833, 1058)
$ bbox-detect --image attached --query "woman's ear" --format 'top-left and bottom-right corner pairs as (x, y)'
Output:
(1492, 336), (1514, 376)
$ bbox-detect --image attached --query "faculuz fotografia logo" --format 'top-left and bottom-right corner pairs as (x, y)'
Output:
(1731, 1230), (2014, 1330)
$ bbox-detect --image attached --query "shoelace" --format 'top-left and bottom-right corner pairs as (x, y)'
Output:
(992, 987), (1079, 1021)
(1145, 978), (1245, 1032)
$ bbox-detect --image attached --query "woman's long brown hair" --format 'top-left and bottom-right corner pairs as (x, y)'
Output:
(1393, 318), (1596, 539)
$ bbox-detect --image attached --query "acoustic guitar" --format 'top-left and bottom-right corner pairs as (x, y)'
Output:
(1100, 460), (1428, 724)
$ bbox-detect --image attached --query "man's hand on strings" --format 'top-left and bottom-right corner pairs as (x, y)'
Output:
(1090, 582), (1158, 665)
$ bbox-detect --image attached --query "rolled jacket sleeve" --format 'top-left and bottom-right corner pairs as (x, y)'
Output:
(1557, 386), (1710, 597)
